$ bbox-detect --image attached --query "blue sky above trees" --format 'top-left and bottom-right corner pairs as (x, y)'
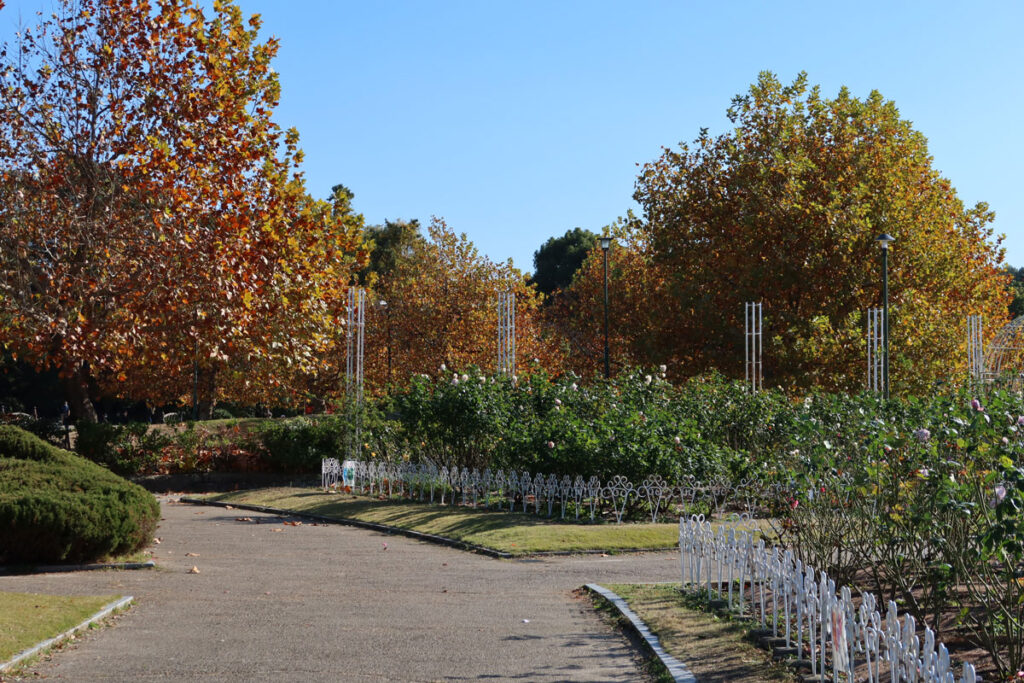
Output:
(4, 0), (1021, 272)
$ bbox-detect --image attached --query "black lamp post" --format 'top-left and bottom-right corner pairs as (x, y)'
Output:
(876, 233), (895, 399)
(379, 299), (392, 389)
(600, 236), (612, 379)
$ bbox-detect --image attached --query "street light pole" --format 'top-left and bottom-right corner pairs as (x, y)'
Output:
(876, 234), (895, 399)
(600, 237), (612, 379)
(379, 300), (392, 389)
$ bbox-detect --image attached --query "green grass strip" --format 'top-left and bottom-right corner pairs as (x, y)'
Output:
(0, 591), (120, 663)
(604, 584), (796, 683)
(205, 487), (682, 555)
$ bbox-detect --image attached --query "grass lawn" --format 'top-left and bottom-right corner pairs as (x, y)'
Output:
(0, 591), (120, 663)
(204, 487), (682, 555)
(600, 583), (796, 683)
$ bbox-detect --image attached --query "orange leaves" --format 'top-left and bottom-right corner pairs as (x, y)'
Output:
(0, 0), (367, 412)
(627, 72), (1008, 393)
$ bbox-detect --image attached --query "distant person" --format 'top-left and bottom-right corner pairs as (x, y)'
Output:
(60, 401), (70, 425)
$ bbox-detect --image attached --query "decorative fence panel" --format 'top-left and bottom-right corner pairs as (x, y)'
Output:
(320, 458), (769, 523)
(679, 516), (977, 683)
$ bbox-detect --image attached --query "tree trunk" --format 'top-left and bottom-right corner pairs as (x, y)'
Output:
(197, 364), (217, 420)
(63, 362), (98, 423)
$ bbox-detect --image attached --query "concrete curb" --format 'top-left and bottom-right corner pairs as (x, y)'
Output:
(180, 497), (514, 559)
(584, 583), (697, 683)
(0, 595), (134, 673)
(0, 560), (155, 576)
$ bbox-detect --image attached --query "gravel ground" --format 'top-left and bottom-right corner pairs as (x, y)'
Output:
(1, 496), (682, 682)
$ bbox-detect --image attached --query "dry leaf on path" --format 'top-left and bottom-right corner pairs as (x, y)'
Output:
(185, 552), (200, 557)
(271, 528), (283, 533)
(188, 566), (200, 574)
(234, 517), (253, 522)
(283, 521), (302, 526)
(153, 537), (162, 544)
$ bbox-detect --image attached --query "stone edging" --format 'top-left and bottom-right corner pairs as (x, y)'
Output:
(583, 583), (696, 683)
(0, 595), (134, 673)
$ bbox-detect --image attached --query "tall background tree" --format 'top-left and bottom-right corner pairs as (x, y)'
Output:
(362, 218), (561, 390)
(529, 227), (597, 299)
(625, 72), (1009, 393)
(0, 0), (367, 421)
(1007, 265), (1024, 319)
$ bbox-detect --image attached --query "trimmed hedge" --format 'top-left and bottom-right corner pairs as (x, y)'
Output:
(0, 426), (160, 564)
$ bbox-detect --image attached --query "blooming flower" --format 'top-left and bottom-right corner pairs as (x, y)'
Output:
(1003, 437), (1010, 445)
(913, 428), (931, 443)
(554, 398), (561, 406)
(546, 441), (555, 449)
(644, 375), (652, 385)
(971, 398), (983, 412)
(1018, 415), (1024, 426)
(461, 374), (468, 382)
(996, 485), (1007, 502)
(674, 436), (681, 444)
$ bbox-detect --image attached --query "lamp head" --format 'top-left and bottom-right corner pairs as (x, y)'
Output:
(599, 236), (612, 251)
(876, 233), (895, 250)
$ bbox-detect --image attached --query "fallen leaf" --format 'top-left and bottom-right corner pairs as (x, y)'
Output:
(225, 505), (234, 510)
(522, 619), (530, 624)
(188, 566), (200, 574)
(283, 521), (302, 526)
(382, 542), (388, 550)
(234, 517), (253, 522)
(153, 537), (162, 544)
(271, 528), (283, 533)
(185, 552), (200, 557)
(194, 511), (204, 515)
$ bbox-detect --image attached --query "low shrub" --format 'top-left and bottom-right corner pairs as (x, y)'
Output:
(75, 422), (172, 476)
(0, 426), (160, 564)
(0, 412), (69, 447)
(253, 416), (346, 472)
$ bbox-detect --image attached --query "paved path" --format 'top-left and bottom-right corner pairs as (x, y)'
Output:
(2, 497), (682, 681)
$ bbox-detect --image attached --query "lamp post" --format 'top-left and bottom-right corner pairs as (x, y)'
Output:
(600, 236), (612, 379)
(876, 234), (895, 399)
(379, 299), (392, 389)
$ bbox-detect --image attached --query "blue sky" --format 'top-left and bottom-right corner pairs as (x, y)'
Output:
(4, 1), (1023, 273)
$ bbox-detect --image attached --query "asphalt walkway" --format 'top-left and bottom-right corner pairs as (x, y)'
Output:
(1, 497), (682, 681)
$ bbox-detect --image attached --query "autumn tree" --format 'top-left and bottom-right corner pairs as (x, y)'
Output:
(0, 0), (366, 420)
(362, 218), (560, 390)
(631, 72), (1010, 393)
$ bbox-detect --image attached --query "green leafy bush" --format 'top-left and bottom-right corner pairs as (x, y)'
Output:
(0, 412), (69, 447)
(0, 426), (160, 564)
(75, 422), (172, 476)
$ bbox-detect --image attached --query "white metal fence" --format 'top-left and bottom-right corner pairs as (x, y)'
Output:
(679, 515), (976, 683)
(321, 458), (767, 523)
